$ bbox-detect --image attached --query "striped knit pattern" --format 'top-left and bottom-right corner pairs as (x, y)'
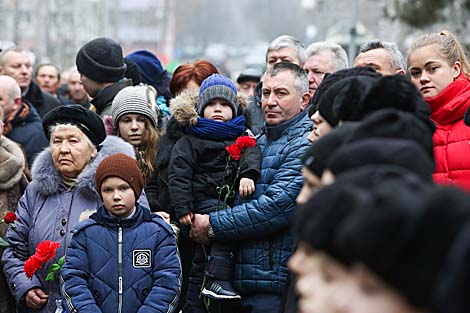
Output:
(112, 85), (158, 128)
(197, 74), (238, 116)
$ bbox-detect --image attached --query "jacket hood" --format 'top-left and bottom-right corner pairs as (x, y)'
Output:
(31, 135), (135, 199)
(170, 88), (249, 126)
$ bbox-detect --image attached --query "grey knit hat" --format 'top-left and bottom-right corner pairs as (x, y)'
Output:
(197, 74), (238, 117)
(111, 85), (158, 128)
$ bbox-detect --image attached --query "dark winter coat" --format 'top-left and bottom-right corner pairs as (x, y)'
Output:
(146, 116), (186, 214)
(60, 204), (181, 313)
(1, 136), (148, 313)
(166, 90), (259, 219)
(5, 101), (48, 166)
(91, 79), (132, 117)
(168, 133), (261, 219)
(24, 81), (61, 118)
(210, 111), (312, 294)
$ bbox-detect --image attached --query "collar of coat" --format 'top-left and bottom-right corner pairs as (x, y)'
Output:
(30, 135), (136, 199)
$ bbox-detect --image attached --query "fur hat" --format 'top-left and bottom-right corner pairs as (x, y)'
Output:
(327, 138), (435, 181)
(333, 74), (433, 123)
(95, 153), (144, 198)
(330, 76), (378, 122)
(302, 122), (359, 177)
(42, 105), (106, 147)
(336, 185), (470, 310)
(197, 74), (238, 117)
(112, 85), (159, 128)
(347, 108), (435, 159)
(76, 37), (126, 83)
(309, 66), (381, 116)
(295, 181), (371, 261)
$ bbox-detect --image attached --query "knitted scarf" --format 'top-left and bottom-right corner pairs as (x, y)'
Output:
(185, 115), (245, 141)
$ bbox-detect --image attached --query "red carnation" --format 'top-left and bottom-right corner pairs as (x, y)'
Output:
(35, 240), (61, 263)
(24, 255), (43, 279)
(235, 136), (256, 151)
(3, 212), (17, 224)
(226, 144), (242, 161)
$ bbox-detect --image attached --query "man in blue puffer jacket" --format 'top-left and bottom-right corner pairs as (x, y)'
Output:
(61, 153), (181, 313)
(190, 62), (312, 313)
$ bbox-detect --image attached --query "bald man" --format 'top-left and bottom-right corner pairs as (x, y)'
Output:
(0, 75), (48, 166)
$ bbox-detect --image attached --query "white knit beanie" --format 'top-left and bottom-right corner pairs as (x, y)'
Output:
(112, 85), (158, 128)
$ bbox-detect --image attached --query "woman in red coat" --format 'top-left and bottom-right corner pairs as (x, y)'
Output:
(408, 30), (470, 190)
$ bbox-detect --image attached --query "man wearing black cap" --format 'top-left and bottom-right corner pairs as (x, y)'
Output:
(75, 37), (131, 117)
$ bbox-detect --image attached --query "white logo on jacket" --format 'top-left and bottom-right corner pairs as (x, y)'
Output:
(133, 250), (151, 268)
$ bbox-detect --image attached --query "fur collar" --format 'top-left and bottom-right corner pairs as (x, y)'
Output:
(30, 136), (135, 199)
(0, 136), (25, 189)
(170, 88), (249, 126)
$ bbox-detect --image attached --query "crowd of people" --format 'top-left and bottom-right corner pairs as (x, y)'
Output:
(0, 29), (469, 313)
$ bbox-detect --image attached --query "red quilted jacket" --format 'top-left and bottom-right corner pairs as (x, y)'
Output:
(427, 74), (470, 190)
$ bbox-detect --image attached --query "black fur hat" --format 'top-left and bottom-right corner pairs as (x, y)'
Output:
(302, 122), (359, 177)
(295, 181), (372, 261)
(309, 66), (381, 116)
(331, 76), (378, 122)
(347, 108), (435, 160)
(327, 138), (435, 181)
(336, 186), (470, 310)
(333, 74), (433, 123)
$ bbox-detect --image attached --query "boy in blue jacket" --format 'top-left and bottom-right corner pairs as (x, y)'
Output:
(60, 153), (181, 313)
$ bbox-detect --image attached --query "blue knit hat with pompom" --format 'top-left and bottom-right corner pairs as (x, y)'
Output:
(197, 74), (238, 117)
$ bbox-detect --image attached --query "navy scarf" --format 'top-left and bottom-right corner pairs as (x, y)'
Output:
(185, 115), (245, 141)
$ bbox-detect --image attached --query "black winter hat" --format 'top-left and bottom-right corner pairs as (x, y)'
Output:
(309, 66), (381, 116)
(330, 76), (379, 122)
(76, 37), (127, 83)
(315, 81), (345, 127)
(327, 138), (435, 181)
(334, 164), (431, 191)
(295, 182), (372, 261)
(123, 58), (142, 86)
(336, 186), (470, 310)
(302, 122), (359, 177)
(433, 219), (470, 313)
(359, 74), (432, 125)
(347, 108), (435, 160)
(42, 105), (106, 147)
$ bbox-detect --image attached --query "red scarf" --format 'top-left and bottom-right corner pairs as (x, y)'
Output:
(426, 74), (470, 126)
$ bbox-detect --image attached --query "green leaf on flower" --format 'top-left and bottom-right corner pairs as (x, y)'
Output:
(0, 237), (10, 248)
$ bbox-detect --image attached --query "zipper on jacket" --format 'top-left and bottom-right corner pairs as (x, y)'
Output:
(118, 225), (123, 313)
(60, 275), (77, 312)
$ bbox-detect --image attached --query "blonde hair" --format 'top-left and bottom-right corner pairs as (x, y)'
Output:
(408, 30), (470, 78)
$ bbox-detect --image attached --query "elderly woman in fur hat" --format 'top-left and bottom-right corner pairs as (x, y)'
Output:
(1, 105), (148, 313)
